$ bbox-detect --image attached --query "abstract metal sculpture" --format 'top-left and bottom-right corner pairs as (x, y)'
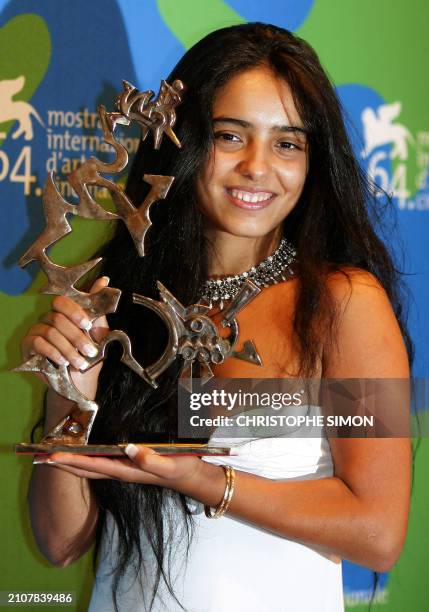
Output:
(14, 80), (261, 456)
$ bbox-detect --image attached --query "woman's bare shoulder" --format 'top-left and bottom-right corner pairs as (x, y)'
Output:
(325, 265), (386, 294)
(322, 266), (392, 320)
(321, 266), (408, 378)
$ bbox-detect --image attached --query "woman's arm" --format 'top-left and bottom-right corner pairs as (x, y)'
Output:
(221, 269), (410, 570)
(28, 390), (99, 566)
(43, 270), (411, 571)
(25, 278), (110, 565)
(217, 269), (410, 570)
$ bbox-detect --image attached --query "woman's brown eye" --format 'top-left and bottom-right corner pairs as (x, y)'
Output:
(215, 132), (239, 142)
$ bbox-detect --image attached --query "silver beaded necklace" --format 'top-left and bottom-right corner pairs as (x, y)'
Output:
(199, 237), (297, 307)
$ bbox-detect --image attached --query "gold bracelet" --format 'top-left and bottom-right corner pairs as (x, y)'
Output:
(204, 465), (235, 519)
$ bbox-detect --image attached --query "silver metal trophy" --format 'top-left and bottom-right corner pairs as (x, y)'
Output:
(14, 79), (262, 457)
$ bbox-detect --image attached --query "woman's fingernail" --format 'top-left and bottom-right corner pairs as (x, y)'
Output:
(102, 276), (110, 284)
(125, 444), (139, 459)
(33, 458), (57, 465)
(80, 318), (92, 331)
(59, 357), (70, 366)
(75, 357), (90, 370)
(83, 344), (98, 357)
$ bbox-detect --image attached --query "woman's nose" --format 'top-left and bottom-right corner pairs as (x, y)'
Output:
(236, 141), (270, 180)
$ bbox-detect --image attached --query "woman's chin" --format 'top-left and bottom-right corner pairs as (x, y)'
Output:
(215, 224), (280, 240)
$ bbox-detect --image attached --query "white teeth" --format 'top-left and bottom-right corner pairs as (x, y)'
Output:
(230, 189), (273, 203)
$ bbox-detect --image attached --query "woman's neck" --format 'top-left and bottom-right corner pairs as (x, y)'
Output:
(205, 229), (282, 277)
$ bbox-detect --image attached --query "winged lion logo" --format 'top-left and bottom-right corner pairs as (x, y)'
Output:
(361, 102), (413, 161)
(0, 75), (44, 140)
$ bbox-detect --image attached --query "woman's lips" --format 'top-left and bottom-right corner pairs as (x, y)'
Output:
(225, 187), (276, 210)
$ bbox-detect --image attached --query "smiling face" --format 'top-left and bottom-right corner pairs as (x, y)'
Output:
(196, 66), (308, 244)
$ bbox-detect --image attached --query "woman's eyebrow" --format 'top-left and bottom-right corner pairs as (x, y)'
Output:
(212, 117), (307, 136)
(213, 117), (251, 128)
(273, 125), (307, 138)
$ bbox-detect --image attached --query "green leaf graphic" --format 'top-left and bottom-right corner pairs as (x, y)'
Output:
(0, 14), (51, 145)
(157, 0), (244, 49)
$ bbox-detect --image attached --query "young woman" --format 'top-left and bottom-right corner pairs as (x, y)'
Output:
(23, 23), (411, 612)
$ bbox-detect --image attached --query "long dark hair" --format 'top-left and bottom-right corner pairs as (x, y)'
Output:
(89, 23), (413, 610)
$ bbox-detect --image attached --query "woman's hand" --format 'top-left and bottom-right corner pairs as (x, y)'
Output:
(34, 446), (205, 490)
(21, 276), (110, 399)
(33, 446), (227, 509)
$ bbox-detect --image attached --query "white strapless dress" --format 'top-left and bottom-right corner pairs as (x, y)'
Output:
(89, 410), (344, 612)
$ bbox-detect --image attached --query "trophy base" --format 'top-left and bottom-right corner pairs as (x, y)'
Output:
(15, 442), (232, 456)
